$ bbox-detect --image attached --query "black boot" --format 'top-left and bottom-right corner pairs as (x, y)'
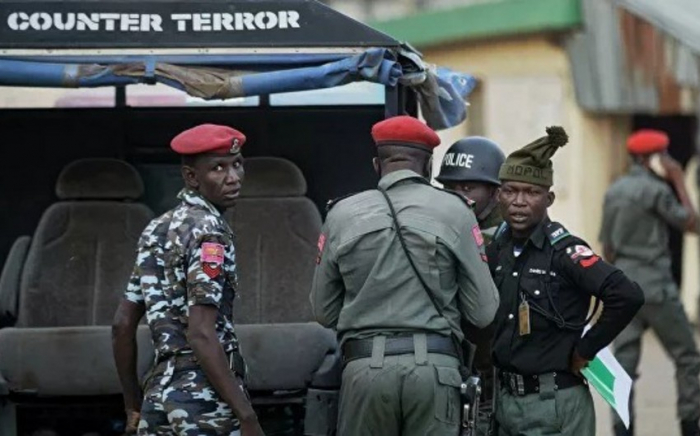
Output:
(681, 420), (700, 436)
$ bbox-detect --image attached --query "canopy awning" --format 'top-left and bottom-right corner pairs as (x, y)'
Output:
(0, 48), (477, 130)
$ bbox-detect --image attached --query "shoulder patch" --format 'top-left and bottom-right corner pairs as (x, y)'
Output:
(316, 233), (327, 264)
(471, 224), (484, 247)
(201, 242), (224, 278)
(545, 221), (572, 247)
(434, 186), (475, 209)
(566, 244), (601, 268)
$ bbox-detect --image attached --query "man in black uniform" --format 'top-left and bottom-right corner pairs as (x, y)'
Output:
(488, 126), (644, 435)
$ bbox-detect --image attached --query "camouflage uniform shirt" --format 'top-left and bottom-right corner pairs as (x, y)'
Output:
(125, 188), (239, 360)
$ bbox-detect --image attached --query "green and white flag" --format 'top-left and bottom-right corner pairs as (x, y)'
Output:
(581, 341), (632, 428)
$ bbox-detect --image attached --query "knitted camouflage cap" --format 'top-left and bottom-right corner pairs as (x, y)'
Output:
(498, 126), (568, 187)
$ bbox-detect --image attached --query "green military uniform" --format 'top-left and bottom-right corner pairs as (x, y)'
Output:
(310, 169), (500, 436)
(490, 127), (644, 436)
(436, 135), (507, 436)
(463, 205), (503, 436)
(600, 162), (700, 435)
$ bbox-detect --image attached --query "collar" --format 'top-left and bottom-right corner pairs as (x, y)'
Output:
(177, 188), (221, 217)
(378, 169), (430, 190)
(501, 217), (550, 250)
(629, 163), (651, 177)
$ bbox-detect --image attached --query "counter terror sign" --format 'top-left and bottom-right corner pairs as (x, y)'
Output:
(6, 11), (301, 33)
(0, 1), (399, 49)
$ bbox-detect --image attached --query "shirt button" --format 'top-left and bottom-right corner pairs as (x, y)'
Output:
(534, 290), (541, 296)
(508, 314), (514, 320)
(512, 272), (518, 277)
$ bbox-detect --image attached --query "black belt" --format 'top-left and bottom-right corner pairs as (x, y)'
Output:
(499, 370), (583, 396)
(342, 334), (458, 364)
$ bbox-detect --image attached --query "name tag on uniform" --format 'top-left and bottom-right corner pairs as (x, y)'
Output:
(519, 299), (531, 336)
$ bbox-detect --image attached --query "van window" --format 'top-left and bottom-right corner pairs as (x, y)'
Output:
(270, 81), (385, 106)
(0, 86), (116, 108)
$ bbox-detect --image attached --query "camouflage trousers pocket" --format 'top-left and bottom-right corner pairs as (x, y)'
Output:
(140, 369), (240, 436)
(434, 365), (463, 425)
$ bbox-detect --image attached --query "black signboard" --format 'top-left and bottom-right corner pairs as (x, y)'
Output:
(0, 0), (399, 49)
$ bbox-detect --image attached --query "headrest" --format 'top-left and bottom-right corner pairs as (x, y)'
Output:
(240, 157), (307, 198)
(56, 159), (145, 200)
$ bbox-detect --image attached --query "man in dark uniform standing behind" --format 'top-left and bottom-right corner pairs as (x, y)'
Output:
(112, 124), (264, 436)
(488, 126), (644, 435)
(436, 136), (506, 435)
(436, 136), (506, 243)
(311, 116), (499, 436)
(601, 129), (700, 436)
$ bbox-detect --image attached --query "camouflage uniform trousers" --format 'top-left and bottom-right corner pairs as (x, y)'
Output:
(139, 360), (242, 436)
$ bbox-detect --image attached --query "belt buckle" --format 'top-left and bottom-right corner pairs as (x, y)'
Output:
(507, 374), (517, 394)
(516, 374), (525, 396)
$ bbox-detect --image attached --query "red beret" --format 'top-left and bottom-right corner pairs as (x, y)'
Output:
(171, 124), (246, 155)
(627, 129), (669, 155)
(371, 116), (440, 151)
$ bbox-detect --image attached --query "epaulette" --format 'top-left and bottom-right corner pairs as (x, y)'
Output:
(325, 191), (364, 213)
(544, 221), (576, 250)
(433, 186), (476, 210)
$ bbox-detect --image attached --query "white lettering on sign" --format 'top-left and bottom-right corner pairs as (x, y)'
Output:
(6, 11), (301, 32)
(443, 152), (475, 169)
(77, 13), (99, 31)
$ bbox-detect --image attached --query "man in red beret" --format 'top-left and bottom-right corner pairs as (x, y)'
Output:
(601, 129), (700, 436)
(113, 124), (265, 436)
(310, 115), (499, 436)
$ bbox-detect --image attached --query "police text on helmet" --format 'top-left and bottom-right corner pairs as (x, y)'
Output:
(442, 153), (475, 169)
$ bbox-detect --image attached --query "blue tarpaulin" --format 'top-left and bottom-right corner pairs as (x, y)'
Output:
(0, 48), (475, 130)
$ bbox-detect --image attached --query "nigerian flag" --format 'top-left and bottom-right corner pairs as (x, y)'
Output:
(582, 344), (633, 429)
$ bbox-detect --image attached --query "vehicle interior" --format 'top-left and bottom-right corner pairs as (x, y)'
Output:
(0, 99), (399, 436)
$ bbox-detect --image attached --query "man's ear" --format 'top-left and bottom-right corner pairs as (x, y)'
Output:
(372, 157), (380, 176)
(182, 165), (199, 190)
(547, 191), (556, 207)
(491, 186), (501, 201)
(425, 155), (434, 180)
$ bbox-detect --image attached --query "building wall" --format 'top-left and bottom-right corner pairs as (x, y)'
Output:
(425, 35), (630, 252)
(425, 34), (700, 321)
(328, 0), (500, 21)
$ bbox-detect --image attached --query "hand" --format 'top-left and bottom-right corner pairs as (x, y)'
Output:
(240, 416), (266, 436)
(124, 409), (140, 435)
(570, 349), (590, 377)
(659, 153), (684, 180)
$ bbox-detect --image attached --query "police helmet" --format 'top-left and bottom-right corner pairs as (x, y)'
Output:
(436, 136), (505, 186)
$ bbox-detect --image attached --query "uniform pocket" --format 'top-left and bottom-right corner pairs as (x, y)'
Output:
(434, 365), (463, 425)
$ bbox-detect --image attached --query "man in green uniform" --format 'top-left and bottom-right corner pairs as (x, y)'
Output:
(600, 129), (700, 436)
(488, 126), (644, 436)
(310, 115), (500, 436)
(436, 136), (506, 435)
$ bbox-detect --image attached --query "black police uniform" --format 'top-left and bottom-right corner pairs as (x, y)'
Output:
(487, 218), (644, 435)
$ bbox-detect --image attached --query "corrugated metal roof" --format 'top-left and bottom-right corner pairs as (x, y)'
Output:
(567, 0), (700, 114)
(615, 0), (700, 55)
